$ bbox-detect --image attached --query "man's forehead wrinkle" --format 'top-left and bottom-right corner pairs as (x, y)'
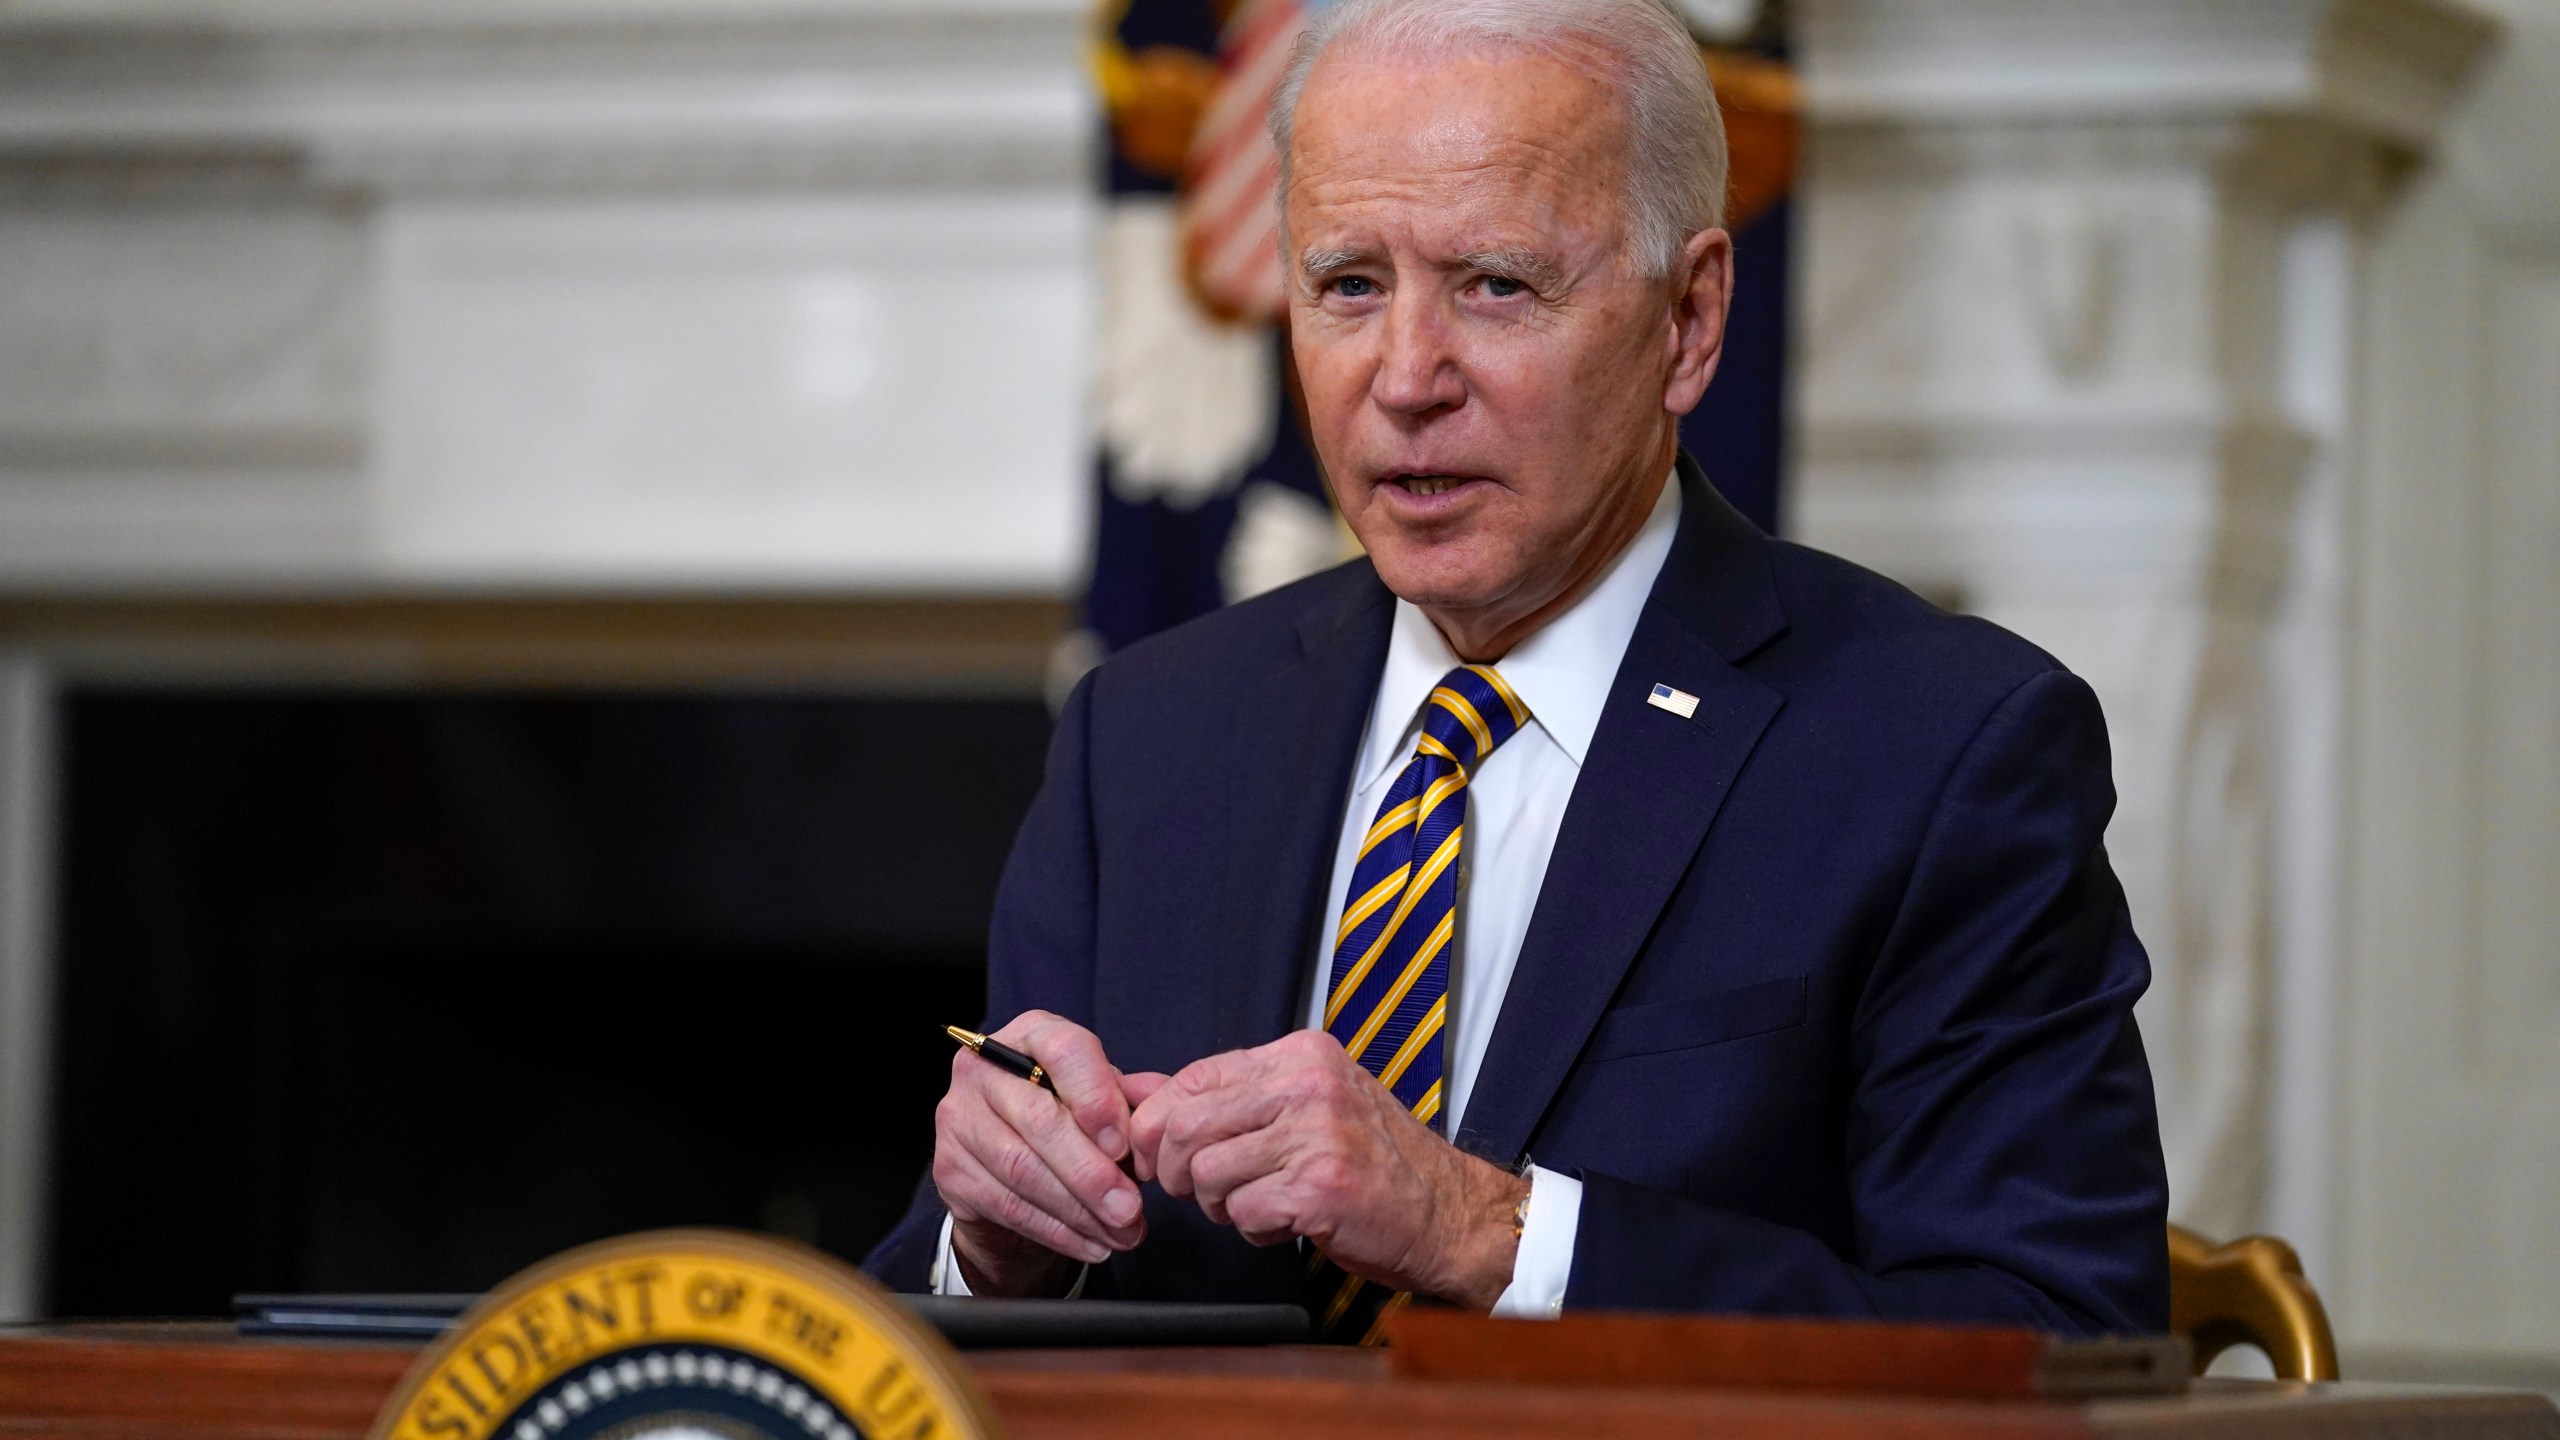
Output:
(1290, 125), (1624, 260)
(1291, 195), (1602, 272)
(1292, 50), (1626, 178)
(1292, 149), (1611, 226)
(1352, 110), (1614, 192)
(1291, 168), (1617, 281)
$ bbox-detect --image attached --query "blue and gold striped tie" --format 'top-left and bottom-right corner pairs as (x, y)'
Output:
(1313, 663), (1530, 1340)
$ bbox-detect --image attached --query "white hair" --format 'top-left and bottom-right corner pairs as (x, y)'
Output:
(1268, 0), (1727, 278)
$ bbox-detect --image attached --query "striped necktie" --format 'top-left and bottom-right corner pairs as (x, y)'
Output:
(1311, 662), (1530, 1340)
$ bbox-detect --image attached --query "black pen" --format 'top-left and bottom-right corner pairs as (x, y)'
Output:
(945, 1025), (1056, 1093)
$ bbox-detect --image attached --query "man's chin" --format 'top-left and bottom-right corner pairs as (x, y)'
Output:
(1365, 550), (1513, 616)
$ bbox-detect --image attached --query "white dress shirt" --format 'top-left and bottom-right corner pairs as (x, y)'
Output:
(936, 472), (1683, 1309)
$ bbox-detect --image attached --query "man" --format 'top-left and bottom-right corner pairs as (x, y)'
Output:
(866, 0), (2168, 1334)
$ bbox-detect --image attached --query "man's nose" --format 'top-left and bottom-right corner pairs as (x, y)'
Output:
(1370, 295), (1465, 416)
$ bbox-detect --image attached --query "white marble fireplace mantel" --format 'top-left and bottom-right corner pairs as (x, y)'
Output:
(0, 0), (1097, 595)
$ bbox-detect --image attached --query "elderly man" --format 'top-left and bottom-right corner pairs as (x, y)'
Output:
(866, 0), (2167, 1335)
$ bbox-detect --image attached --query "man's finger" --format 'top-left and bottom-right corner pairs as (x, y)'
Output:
(979, 1063), (1145, 1237)
(1185, 1127), (1292, 1229)
(1216, 1171), (1306, 1248)
(953, 1102), (1138, 1257)
(1145, 1072), (1298, 1200)
(939, 1139), (1112, 1266)
(997, 1010), (1131, 1162)
(1128, 1045), (1285, 1178)
(1119, 1070), (1173, 1107)
(1117, 1071), (1173, 1179)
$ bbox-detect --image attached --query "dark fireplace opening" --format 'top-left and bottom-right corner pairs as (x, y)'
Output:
(47, 687), (1052, 1318)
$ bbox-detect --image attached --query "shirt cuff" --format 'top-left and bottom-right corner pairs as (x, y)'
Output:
(931, 1213), (973, 1295)
(931, 1213), (1088, 1299)
(1489, 1165), (1580, 1319)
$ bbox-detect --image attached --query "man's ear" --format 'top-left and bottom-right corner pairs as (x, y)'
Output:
(1663, 227), (1735, 418)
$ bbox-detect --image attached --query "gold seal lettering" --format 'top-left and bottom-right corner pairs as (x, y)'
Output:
(368, 1231), (999, 1440)
(764, 1284), (845, 1366)
(558, 1275), (623, 1348)
(683, 1270), (749, 1321)
(511, 1298), (557, 1367)
(466, 1331), (531, 1404)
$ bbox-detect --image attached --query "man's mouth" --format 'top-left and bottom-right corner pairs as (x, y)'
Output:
(1385, 472), (1484, 497)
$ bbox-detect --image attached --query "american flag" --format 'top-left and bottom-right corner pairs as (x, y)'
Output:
(1177, 0), (1318, 322)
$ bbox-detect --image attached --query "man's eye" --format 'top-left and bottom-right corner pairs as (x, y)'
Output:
(1482, 276), (1525, 298)
(1332, 276), (1377, 298)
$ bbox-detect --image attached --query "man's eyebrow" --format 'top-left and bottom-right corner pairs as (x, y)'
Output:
(1294, 244), (1565, 289)
(1459, 247), (1564, 290)
(1297, 247), (1365, 280)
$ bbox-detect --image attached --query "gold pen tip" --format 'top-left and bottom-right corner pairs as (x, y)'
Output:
(945, 1025), (985, 1048)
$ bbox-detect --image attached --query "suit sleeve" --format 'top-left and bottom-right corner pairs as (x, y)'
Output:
(862, 668), (1106, 1292)
(1564, 669), (2171, 1335)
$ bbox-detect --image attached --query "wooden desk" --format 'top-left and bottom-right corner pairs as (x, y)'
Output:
(0, 1324), (2552, 1440)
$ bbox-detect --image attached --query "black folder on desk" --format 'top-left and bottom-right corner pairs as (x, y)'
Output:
(235, 1293), (471, 1341)
(235, 1292), (1311, 1349)
(900, 1296), (1310, 1348)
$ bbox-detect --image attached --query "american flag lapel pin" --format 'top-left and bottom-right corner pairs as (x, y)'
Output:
(1647, 683), (1701, 720)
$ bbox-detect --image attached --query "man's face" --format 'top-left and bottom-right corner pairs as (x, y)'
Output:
(1284, 47), (1724, 654)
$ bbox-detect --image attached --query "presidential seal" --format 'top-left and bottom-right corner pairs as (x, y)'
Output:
(370, 1231), (1000, 1440)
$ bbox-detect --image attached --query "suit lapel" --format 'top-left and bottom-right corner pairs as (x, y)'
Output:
(1454, 460), (1790, 1166)
(1205, 570), (1393, 1057)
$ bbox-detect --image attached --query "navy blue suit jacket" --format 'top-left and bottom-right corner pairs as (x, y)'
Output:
(866, 458), (2170, 1335)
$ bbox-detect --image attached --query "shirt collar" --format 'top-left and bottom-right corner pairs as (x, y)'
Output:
(1354, 470), (1682, 791)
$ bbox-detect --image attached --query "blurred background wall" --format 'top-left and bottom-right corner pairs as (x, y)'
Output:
(0, 0), (1098, 1322)
(0, 0), (2551, 1396)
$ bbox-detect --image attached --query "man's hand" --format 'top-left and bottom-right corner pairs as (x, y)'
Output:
(931, 1010), (1146, 1296)
(1126, 1030), (1529, 1309)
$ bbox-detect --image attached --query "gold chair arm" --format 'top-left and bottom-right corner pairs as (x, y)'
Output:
(2167, 1223), (2341, 1381)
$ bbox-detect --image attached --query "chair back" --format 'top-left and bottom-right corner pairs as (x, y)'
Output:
(2167, 1223), (2340, 1380)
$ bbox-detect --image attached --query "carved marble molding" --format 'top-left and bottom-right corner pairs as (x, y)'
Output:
(1796, 0), (2498, 599)
(1794, 413), (2311, 612)
(0, 0), (1091, 197)
(1795, 0), (2498, 1241)
(1800, 0), (2495, 140)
